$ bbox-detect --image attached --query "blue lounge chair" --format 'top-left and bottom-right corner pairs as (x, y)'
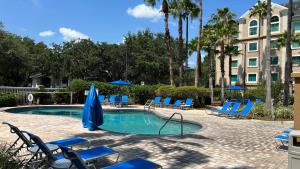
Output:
(274, 134), (289, 149)
(161, 97), (171, 107)
(282, 128), (294, 135)
(153, 96), (162, 107)
(220, 102), (241, 115)
(227, 101), (254, 117)
(122, 95), (128, 105)
(213, 101), (232, 113)
(109, 95), (115, 105)
(59, 145), (162, 169)
(170, 100), (182, 108)
(180, 98), (193, 109)
(98, 95), (105, 104)
(244, 98), (250, 104)
(23, 131), (119, 169)
(2, 122), (88, 156)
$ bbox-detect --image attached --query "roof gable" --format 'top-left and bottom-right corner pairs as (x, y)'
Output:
(240, 2), (288, 19)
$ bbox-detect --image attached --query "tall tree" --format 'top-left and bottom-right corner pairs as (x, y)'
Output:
(170, 0), (199, 86)
(145, 0), (175, 86)
(209, 8), (237, 102)
(265, 0), (273, 118)
(225, 44), (239, 86)
(249, 0), (267, 85)
(283, 0), (293, 106)
(195, 0), (202, 87)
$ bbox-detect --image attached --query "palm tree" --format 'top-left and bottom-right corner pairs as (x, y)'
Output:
(145, 0), (174, 86)
(209, 8), (237, 102)
(249, 0), (267, 85)
(265, 0), (273, 118)
(189, 25), (218, 102)
(225, 44), (240, 86)
(170, 0), (198, 86)
(283, 0), (293, 106)
(195, 0), (202, 87)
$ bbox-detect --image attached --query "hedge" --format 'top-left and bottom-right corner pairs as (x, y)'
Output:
(130, 85), (161, 104)
(155, 86), (210, 108)
(0, 93), (17, 107)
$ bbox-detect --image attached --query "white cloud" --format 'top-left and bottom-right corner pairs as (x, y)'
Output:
(59, 27), (89, 41)
(39, 30), (55, 37)
(127, 4), (162, 21)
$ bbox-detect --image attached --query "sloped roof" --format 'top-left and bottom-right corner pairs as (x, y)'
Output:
(240, 2), (288, 19)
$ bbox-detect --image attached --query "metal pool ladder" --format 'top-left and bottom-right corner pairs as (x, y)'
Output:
(159, 112), (183, 137)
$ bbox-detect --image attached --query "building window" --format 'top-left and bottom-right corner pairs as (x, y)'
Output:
(271, 40), (278, 49)
(231, 75), (238, 83)
(293, 22), (300, 32)
(247, 74), (257, 83)
(271, 16), (280, 32)
(292, 41), (300, 49)
(248, 42), (258, 52)
(271, 73), (279, 81)
(271, 56), (278, 65)
(248, 58), (257, 67)
(292, 56), (300, 65)
(231, 60), (238, 68)
(249, 20), (258, 36)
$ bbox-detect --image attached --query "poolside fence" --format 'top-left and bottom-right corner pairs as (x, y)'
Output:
(0, 86), (73, 105)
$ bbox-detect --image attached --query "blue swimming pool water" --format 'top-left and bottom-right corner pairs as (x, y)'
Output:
(5, 106), (201, 135)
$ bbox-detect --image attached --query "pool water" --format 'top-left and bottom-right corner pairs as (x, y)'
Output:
(5, 107), (201, 135)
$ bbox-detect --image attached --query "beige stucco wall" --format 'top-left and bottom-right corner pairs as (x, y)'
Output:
(214, 2), (298, 86)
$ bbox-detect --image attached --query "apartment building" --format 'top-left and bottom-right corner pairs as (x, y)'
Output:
(215, 0), (300, 86)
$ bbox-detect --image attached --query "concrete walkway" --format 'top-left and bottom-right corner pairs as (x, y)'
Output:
(0, 105), (292, 169)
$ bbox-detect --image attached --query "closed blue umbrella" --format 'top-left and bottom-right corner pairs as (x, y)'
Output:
(82, 84), (103, 131)
(108, 80), (131, 86)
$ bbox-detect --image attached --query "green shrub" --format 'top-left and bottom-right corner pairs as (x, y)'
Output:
(213, 88), (221, 101)
(0, 143), (22, 169)
(274, 103), (294, 120)
(272, 81), (283, 104)
(245, 86), (266, 101)
(130, 85), (160, 104)
(53, 89), (70, 104)
(0, 93), (17, 107)
(68, 79), (90, 103)
(33, 87), (52, 104)
(155, 86), (210, 108)
(251, 103), (272, 118)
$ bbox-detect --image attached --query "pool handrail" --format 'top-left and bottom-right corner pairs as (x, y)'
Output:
(159, 112), (183, 137)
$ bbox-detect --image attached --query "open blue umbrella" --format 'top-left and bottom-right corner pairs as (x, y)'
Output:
(82, 84), (103, 131)
(225, 86), (246, 91)
(108, 80), (131, 86)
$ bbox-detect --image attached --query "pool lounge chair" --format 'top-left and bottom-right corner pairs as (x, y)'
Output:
(2, 122), (89, 156)
(153, 96), (162, 107)
(226, 102), (254, 118)
(161, 97), (171, 107)
(59, 145), (162, 169)
(23, 131), (119, 169)
(180, 98), (193, 110)
(109, 95), (115, 105)
(98, 95), (105, 104)
(274, 134), (289, 149)
(219, 102), (241, 115)
(170, 100), (182, 108)
(212, 101), (232, 113)
(122, 95), (128, 106)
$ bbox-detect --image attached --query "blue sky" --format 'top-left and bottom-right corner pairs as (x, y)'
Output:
(0, 0), (287, 67)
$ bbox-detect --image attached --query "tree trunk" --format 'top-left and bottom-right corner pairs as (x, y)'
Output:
(195, 0), (202, 87)
(284, 0), (293, 106)
(179, 15), (184, 86)
(258, 15), (262, 85)
(220, 42), (225, 102)
(265, 0), (273, 119)
(208, 49), (214, 103)
(163, 1), (174, 86)
(185, 16), (189, 86)
(229, 54), (232, 86)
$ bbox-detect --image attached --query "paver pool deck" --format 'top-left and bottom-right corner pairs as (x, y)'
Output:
(0, 105), (292, 169)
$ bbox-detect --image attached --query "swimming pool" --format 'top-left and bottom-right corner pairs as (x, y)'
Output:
(5, 106), (201, 135)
